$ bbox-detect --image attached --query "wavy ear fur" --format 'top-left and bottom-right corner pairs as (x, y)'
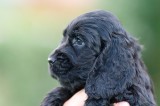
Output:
(85, 31), (138, 99)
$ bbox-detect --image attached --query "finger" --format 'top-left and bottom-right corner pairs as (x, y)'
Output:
(63, 89), (87, 106)
(113, 101), (130, 106)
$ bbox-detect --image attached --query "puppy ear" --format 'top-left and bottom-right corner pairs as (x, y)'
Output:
(85, 32), (137, 99)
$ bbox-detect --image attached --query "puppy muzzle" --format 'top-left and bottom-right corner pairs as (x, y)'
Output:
(48, 52), (73, 76)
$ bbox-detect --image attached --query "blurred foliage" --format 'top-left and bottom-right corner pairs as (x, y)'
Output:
(0, 0), (159, 106)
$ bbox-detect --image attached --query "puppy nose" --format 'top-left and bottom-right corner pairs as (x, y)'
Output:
(48, 57), (56, 66)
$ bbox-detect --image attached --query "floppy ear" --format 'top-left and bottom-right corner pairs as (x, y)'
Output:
(85, 32), (137, 99)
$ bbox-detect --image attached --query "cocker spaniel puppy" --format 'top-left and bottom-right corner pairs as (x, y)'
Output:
(41, 10), (156, 106)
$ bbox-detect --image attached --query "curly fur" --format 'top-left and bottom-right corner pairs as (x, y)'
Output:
(41, 10), (156, 106)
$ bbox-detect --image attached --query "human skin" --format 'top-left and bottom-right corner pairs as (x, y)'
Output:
(63, 89), (130, 106)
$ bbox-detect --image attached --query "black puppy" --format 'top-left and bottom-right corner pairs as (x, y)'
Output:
(41, 10), (156, 106)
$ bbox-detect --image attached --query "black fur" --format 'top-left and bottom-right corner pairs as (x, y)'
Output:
(41, 10), (156, 106)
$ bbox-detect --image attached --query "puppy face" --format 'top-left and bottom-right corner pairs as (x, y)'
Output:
(48, 21), (101, 80)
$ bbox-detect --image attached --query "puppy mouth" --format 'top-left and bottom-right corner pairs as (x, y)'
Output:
(49, 53), (73, 76)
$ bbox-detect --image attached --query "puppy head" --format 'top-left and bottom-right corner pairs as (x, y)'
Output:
(48, 10), (139, 90)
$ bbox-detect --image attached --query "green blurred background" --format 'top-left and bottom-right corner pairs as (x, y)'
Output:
(0, 0), (159, 106)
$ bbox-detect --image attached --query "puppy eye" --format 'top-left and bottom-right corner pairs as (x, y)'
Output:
(72, 36), (85, 47)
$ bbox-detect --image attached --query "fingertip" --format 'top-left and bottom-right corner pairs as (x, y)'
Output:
(113, 101), (130, 106)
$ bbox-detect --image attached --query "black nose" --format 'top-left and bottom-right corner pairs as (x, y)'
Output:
(48, 57), (56, 66)
(48, 53), (66, 65)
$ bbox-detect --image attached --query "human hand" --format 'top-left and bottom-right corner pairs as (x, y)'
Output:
(113, 102), (130, 106)
(63, 89), (130, 106)
(63, 89), (87, 106)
